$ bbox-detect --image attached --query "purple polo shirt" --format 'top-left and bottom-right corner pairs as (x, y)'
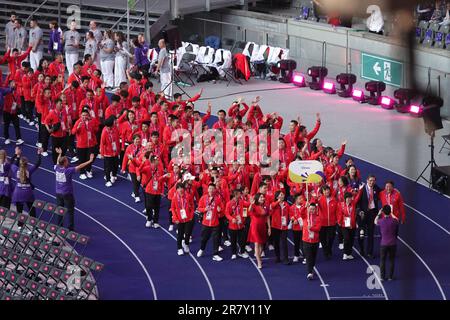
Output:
(378, 216), (399, 246)
(55, 165), (76, 195)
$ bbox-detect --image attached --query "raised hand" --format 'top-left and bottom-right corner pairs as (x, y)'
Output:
(55, 147), (62, 154)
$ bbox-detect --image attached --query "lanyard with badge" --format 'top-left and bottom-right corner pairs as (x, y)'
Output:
(11, 93), (17, 112)
(178, 195), (187, 220)
(308, 211), (314, 239)
(151, 165), (159, 191)
(109, 129), (117, 153)
(233, 200), (242, 225)
(85, 121), (92, 141)
(205, 196), (214, 221)
(344, 204), (352, 228)
(280, 202), (287, 227)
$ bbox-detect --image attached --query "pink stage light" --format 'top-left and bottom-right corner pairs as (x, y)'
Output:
(380, 96), (395, 109)
(292, 73), (306, 87)
(410, 105), (421, 114)
(323, 81), (336, 94)
(352, 89), (363, 98)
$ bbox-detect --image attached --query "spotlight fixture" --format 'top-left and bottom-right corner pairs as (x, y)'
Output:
(307, 66), (328, 90)
(336, 73), (357, 98)
(380, 96), (396, 110)
(278, 60), (297, 83)
(323, 80), (336, 94)
(409, 104), (422, 115)
(365, 81), (386, 105)
(352, 89), (366, 103)
(394, 88), (417, 113)
(292, 71), (306, 87)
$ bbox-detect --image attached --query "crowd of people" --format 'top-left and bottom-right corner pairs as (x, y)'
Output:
(0, 14), (406, 282)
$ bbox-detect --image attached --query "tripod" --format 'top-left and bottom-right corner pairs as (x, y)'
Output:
(416, 131), (437, 187)
(160, 50), (191, 99)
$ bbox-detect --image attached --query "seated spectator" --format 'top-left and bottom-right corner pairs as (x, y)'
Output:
(430, 1), (444, 22)
(417, 2), (434, 21)
(366, 6), (384, 35)
(440, 2), (450, 25)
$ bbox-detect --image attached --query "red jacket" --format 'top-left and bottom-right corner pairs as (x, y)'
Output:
(48, 61), (66, 78)
(289, 203), (305, 231)
(141, 162), (165, 195)
(45, 109), (68, 138)
(100, 126), (121, 157)
(171, 191), (195, 224)
(71, 118), (99, 148)
(121, 144), (143, 173)
(3, 89), (20, 114)
(379, 189), (406, 223)
(105, 103), (122, 120)
(301, 209), (322, 243)
(197, 194), (224, 227)
(317, 195), (338, 227)
(337, 189), (363, 229)
(225, 198), (250, 230)
(79, 98), (98, 119)
(270, 200), (290, 230)
(228, 103), (249, 119)
(3, 48), (32, 79)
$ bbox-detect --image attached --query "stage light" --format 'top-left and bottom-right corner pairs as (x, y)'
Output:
(292, 72), (306, 87)
(336, 73), (357, 98)
(380, 96), (395, 110)
(278, 60), (297, 83)
(307, 66), (328, 90)
(352, 89), (366, 103)
(394, 88), (417, 113)
(410, 105), (421, 114)
(323, 81), (336, 94)
(365, 81), (386, 105)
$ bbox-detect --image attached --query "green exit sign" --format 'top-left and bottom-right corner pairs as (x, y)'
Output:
(361, 53), (403, 87)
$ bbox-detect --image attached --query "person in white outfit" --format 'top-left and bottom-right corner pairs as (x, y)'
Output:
(114, 31), (132, 88)
(366, 5), (384, 35)
(89, 21), (103, 69)
(99, 30), (115, 89)
(63, 20), (80, 75)
(84, 31), (97, 64)
(156, 39), (172, 99)
(28, 18), (44, 71)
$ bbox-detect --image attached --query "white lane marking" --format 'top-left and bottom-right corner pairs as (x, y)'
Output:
(248, 258), (273, 300)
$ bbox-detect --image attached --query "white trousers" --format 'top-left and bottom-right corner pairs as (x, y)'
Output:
(29, 50), (43, 71)
(65, 53), (79, 75)
(160, 72), (172, 99)
(101, 60), (115, 88)
(114, 56), (127, 87)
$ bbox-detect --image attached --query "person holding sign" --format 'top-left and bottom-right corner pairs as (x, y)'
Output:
(247, 193), (271, 269)
(197, 184), (225, 261)
(301, 202), (322, 280)
(289, 194), (305, 263)
(270, 191), (291, 265)
(54, 147), (94, 230)
(171, 182), (195, 256)
(337, 189), (363, 260)
(225, 189), (250, 260)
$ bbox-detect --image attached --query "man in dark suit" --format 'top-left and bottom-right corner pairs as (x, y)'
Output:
(357, 174), (381, 258)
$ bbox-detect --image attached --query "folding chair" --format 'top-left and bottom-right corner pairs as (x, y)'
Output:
(231, 41), (246, 55)
(422, 22), (440, 47)
(439, 134), (450, 154)
(446, 33), (450, 50)
(174, 52), (197, 86)
(433, 25), (448, 48)
(193, 46), (215, 75)
(416, 20), (429, 43)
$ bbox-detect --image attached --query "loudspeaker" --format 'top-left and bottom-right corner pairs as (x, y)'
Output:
(432, 165), (450, 196)
(161, 25), (181, 51)
(422, 96), (444, 135)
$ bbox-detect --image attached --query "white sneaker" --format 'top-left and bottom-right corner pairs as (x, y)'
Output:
(347, 255), (354, 260)
(224, 240), (231, 247)
(145, 221), (152, 228)
(18, 114), (24, 119)
(131, 192), (135, 198)
(35, 124), (39, 129)
(302, 258), (307, 265)
(105, 181), (113, 187)
(268, 245), (275, 251)
(293, 256), (299, 263)
(319, 243), (323, 249)
(245, 245), (253, 252)
(134, 197), (141, 203)
(86, 171), (93, 179)
(4, 139), (11, 145)
(142, 208), (146, 213)
(153, 223), (160, 229)
(218, 246), (224, 252)
(343, 254), (348, 260)
(70, 157), (79, 163)
(196, 249), (204, 257)
(127, 174), (132, 181)
(79, 174), (87, 180)
(41, 151), (48, 157)
(96, 154), (102, 159)
(261, 251), (265, 257)
(29, 121), (35, 126)
(36, 142), (42, 148)
(307, 273), (314, 280)
(212, 255), (223, 262)
(231, 254), (237, 260)
(339, 243), (344, 250)
(238, 252), (249, 259)
(182, 243), (190, 253)
(16, 139), (24, 145)
(111, 176), (117, 184)
(177, 249), (184, 256)
(168, 225), (174, 232)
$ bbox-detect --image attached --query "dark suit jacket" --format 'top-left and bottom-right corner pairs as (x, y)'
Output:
(358, 184), (381, 212)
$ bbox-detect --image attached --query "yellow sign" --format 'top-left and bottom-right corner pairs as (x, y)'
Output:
(288, 160), (324, 184)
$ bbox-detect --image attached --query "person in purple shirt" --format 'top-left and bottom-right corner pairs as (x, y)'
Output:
(0, 149), (13, 209)
(48, 21), (63, 57)
(55, 147), (94, 231)
(11, 147), (42, 226)
(375, 205), (399, 281)
(132, 35), (150, 73)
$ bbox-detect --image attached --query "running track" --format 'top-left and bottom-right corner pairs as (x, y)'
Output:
(1, 116), (449, 300)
